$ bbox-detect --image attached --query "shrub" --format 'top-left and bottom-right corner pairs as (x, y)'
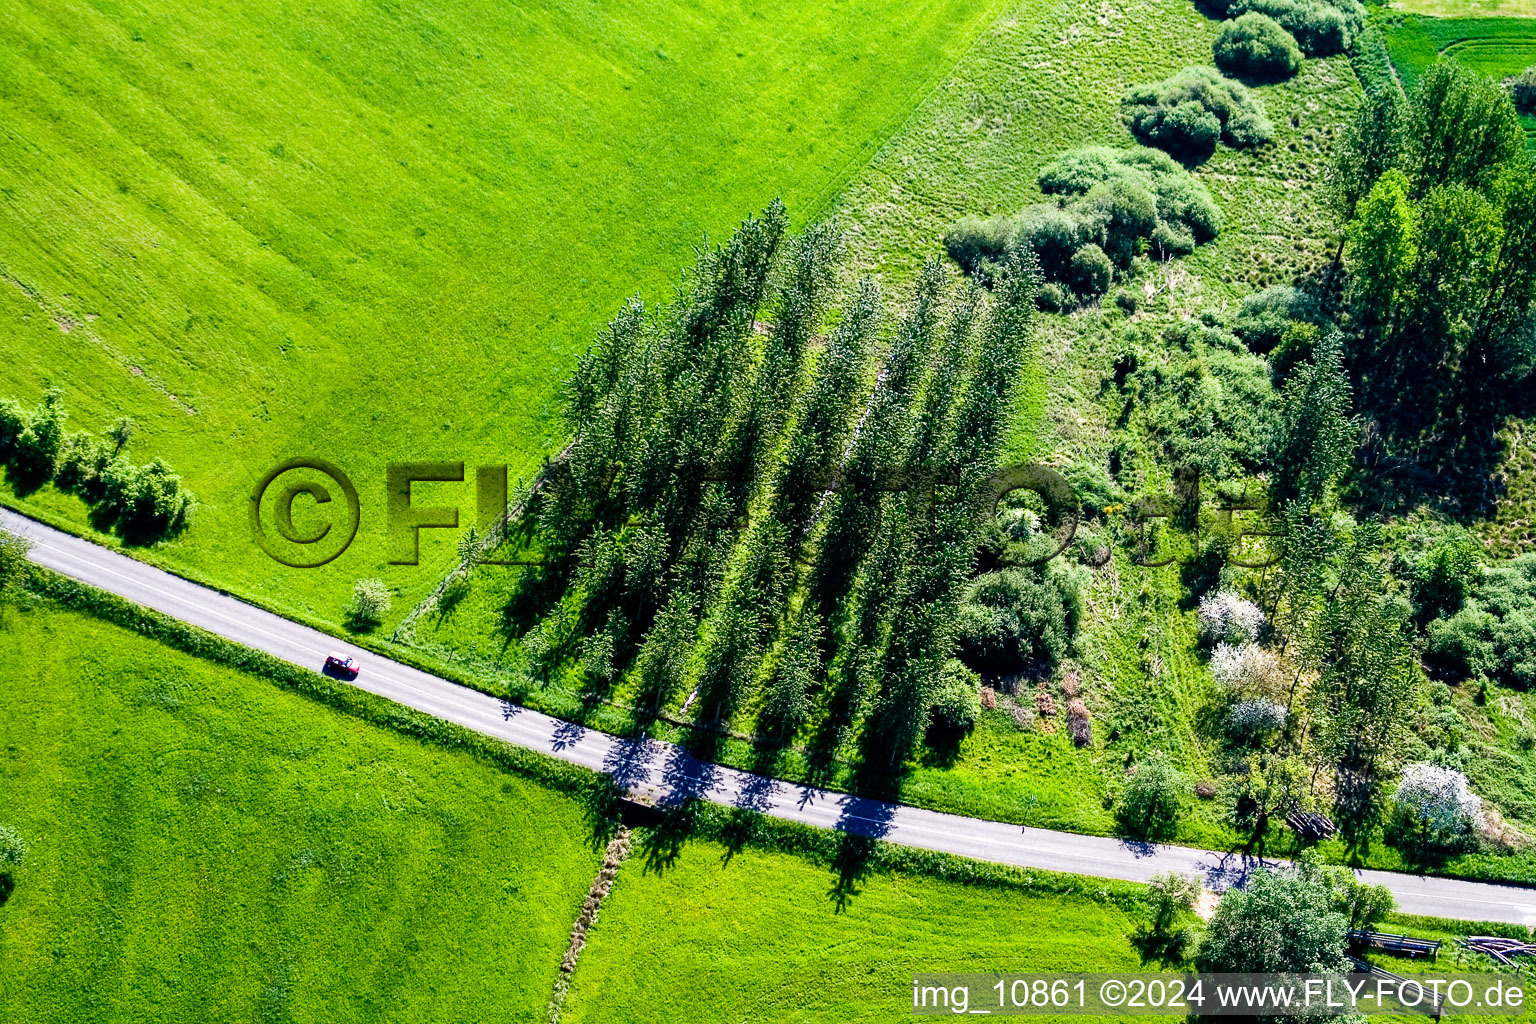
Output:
(344, 578), (392, 632)
(950, 148), (1222, 303)
(1036, 281), (1073, 313)
(1214, 13), (1303, 80)
(1015, 203), (1090, 280)
(1038, 148), (1224, 260)
(1227, 698), (1288, 741)
(955, 564), (1084, 677)
(1070, 243), (1115, 297)
(1232, 284), (1323, 354)
(0, 530), (30, 610)
(1229, 0), (1363, 55)
(1118, 749), (1184, 840)
(0, 398), (24, 459)
(1509, 66), (1536, 114)
(1114, 288), (1140, 314)
(1198, 590), (1265, 645)
(1210, 643), (1286, 699)
(1390, 762), (1484, 852)
(110, 458), (195, 540)
(1122, 68), (1273, 160)
(928, 659), (983, 737)
(1426, 553), (1536, 688)
(942, 213), (1015, 276)
(1408, 528), (1484, 621)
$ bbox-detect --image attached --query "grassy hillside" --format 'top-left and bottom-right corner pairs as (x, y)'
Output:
(0, 604), (601, 1023)
(562, 836), (1146, 1023)
(0, 0), (1004, 625)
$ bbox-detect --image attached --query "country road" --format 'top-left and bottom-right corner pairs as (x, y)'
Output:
(3, 505), (1533, 925)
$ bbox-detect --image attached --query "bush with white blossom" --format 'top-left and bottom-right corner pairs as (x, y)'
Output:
(1210, 642), (1286, 699)
(1198, 591), (1265, 646)
(1391, 762), (1484, 850)
(1227, 698), (1288, 740)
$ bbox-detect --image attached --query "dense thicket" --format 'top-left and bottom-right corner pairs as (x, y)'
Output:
(514, 202), (1043, 771)
(0, 391), (192, 542)
(945, 147), (1221, 303)
(1122, 67), (1273, 161)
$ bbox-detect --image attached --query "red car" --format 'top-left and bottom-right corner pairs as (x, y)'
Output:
(324, 651), (360, 678)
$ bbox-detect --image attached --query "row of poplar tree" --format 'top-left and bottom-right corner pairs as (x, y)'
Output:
(515, 200), (1041, 769)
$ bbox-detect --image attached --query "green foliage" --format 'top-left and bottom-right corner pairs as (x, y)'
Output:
(0, 392), (193, 543)
(1405, 59), (1527, 199)
(1327, 85), (1406, 223)
(343, 578), (392, 633)
(954, 564), (1084, 677)
(1404, 527), (1485, 621)
(1070, 242), (1114, 297)
(1121, 67), (1274, 160)
(1232, 284), (1322, 355)
(1229, 0), (1364, 56)
(1214, 13), (1304, 81)
(1117, 749), (1185, 841)
(945, 146), (1226, 297)
(760, 611), (823, 741)
(1427, 553), (1536, 689)
(0, 531), (28, 619)
(1269, 332), (1358, 510)
(1194, 866), (1352, 990)
(1130, 871), (1203, 965)
(1115, 322), (1280, 483)
(927, 659), (982, 737)
(1321, 865), (1396, 931)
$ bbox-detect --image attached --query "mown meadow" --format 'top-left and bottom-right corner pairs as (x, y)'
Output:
(1384, 14), (1536, 138)
(561, 836), (1148, 1024)
(0, 604), (602, 1023)
(0, 0), (1006, 624)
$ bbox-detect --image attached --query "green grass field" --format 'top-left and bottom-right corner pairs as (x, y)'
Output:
(1385, 15), (1536, 138)
(1390, 0), (1535, 19)
(561, 836), (1146, 1023)
(0, 604), (602, 1023)
(0, 0), (1006, 627)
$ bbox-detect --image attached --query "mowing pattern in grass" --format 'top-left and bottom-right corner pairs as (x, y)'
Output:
(1385, 15), (1536, 140)
(0, 0), (1006, 626)
(560, 836), (1146, 1023)
(0, 605), (601, 1023)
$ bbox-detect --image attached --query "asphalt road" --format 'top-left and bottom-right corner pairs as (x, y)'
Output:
(4, 506), (1533, 925)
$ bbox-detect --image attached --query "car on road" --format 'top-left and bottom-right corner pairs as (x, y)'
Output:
(323, 651), (360, 678)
